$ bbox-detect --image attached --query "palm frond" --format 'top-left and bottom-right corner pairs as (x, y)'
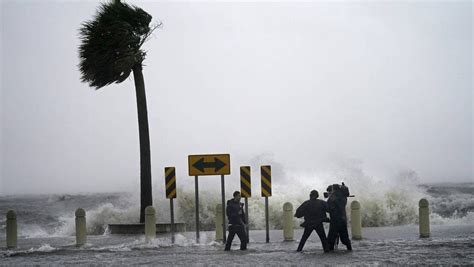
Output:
(78, 1), (157, 89)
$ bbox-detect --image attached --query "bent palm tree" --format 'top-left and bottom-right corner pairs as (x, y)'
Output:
(78, 1), (159, 222)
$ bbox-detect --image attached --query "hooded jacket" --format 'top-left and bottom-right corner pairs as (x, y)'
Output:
(226, 199), (246, 225)
(295, 198), (329, 227)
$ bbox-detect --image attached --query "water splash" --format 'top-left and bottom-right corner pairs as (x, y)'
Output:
(0, 162), (472, 238)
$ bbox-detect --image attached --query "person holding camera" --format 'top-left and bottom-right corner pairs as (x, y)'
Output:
(294, 190), (330, 252)
(326, 182), (352, 251)
(224, 191), (248, 251)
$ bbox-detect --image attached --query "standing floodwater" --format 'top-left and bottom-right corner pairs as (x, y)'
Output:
(0, 226), (473, 265)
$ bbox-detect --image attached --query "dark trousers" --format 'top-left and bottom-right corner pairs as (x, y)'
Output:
(297, 223), (329, 252)
(328, 219), (351, 250)
(224, 225), (247, 250)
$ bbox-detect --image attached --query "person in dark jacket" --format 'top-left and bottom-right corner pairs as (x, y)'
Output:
(224, 191), (248, 251)
(327, 183), (352, 251)
(294, 190), (330, 252)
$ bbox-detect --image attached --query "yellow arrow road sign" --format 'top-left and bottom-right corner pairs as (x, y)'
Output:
(188, 154), (231, 176)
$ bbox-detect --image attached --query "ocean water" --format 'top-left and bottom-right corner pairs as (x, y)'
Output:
(0, 182), (473, 265)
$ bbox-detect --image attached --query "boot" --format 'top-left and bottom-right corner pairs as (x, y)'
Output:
(322, 239), (330, 253)
(296, 242), (304, 252)
(346, 242), (352, 251)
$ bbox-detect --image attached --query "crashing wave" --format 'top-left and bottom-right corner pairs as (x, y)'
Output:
(1, 161), (472, 237)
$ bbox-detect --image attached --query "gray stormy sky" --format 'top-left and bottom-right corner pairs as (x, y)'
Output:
(0, 0), (472, 195)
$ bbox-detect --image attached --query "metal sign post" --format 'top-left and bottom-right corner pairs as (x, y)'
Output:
(165, 167), (177, 244)
(170, 198), (175, 243)
(240, 166), (251, 242)
(261, 165), (272, 243)
(265, 197), (269, 243)
(195, 175), (200, 243)
(188, 154), (231, 244)
(221, 175), (226, 243)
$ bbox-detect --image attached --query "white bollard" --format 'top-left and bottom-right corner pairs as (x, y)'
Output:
(350, 201), (362, 240)
(145, 206), (156, 242)
(215, 204), (223, 241)
(283, 202), (294, 241)
(75, 208), (87, 247)
(6, 210), (17, 249)
(419, 198), (430, 238)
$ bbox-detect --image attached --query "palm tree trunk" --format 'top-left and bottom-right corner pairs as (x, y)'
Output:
(133, 63), (153, 223)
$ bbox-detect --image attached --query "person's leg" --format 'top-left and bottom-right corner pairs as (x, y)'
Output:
(338, 221), (352, 250)
(315, 223), (329, 252)
(235, 226), (248, 250)
(327, 222), (337, 251)
(297, 227), (313, 252)
(224, 226), (237, 251)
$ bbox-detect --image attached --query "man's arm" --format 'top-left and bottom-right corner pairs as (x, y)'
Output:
(226, 202), (233, 218)
(240, 203), (247, 224)
(322, 200), (329, 212)
(294, 201), (308, 218)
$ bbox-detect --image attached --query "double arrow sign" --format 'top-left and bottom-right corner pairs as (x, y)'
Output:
(188, 154), (231, 176)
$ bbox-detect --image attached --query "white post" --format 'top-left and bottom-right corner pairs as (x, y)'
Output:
(215, 204), (223, 241)
(75, 208), (87, 247)
(145, 206), (156, 242)
(6, 210), (17, 249)
(419, 198), (430, 238)
(283, 202), (294, 241)
(350, 201), (362, 240)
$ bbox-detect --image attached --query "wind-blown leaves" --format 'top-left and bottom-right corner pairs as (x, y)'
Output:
(78, 1), (157, 89)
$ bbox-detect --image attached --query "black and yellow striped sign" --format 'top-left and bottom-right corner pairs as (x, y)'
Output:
(165, 167), (177, 199)
(240, 166), (251, 198)
(261, 165), (272, 197)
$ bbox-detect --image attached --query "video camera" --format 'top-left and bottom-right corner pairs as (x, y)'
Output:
(323, 182), (354, 198)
